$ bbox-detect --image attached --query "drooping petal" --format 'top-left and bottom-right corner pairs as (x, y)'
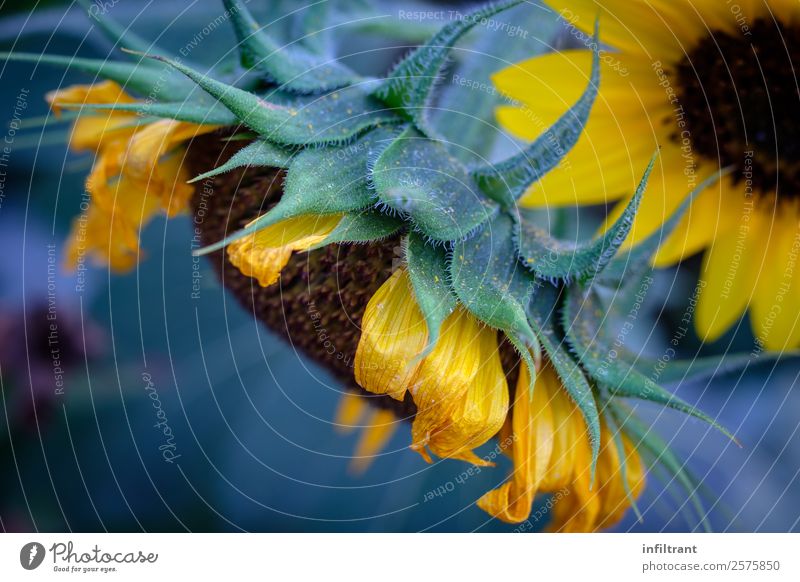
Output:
(549, 424), (645, 532)
(65, 203), (140, 272)
(476, 358), (555, 523)
(227, 214), (342, 287)
(125, 119), (218, 181)
(407, 308), (484, 462)
(47, 80), (139, 151)
(410, 325), (508, 465)
(354, 269), (429, 401)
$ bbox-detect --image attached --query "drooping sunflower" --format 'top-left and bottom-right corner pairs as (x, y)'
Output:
(493, 0), (800, 350)
(14, 0), (746, 530)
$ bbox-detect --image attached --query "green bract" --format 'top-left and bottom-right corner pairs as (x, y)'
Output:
(17, 0), (771, 528)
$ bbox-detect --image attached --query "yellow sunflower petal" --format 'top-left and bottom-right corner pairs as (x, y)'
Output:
(750, 201), (800, 350)
(227, 214), (341, 287)
(47, 80), (139, 151)
(354, 269), (428, 401)
(334, 392), (368, 435)
(538, 380), (580, 491)
(410, 326), (508, 466)
(46, 80), (136, 114)
(543, 1), (722, 59)
(695, 201), (768, 341)
(350, 408), (397, 474)
(476, 358), (556, 523)
(596, 434), (646, 531)
(407, 306), (482, 414)
(64, 203), (140, 272)
(125, 119), (217, 179)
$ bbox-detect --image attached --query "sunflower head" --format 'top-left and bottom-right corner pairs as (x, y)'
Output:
(23, 0), (743, 531)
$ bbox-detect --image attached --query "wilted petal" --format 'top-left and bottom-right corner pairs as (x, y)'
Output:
(411, 325), (508, 466)
(477, 357), (557, 523)
(228, 214), (342, 287)
(354, 269), (428, 401)
(46, 80), (139, 151)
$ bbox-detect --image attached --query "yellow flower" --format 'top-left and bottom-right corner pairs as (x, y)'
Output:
(227, 214), (342, 287)
(355, 270), (510, 466)
(478, 358), (644, 529)
(49, 81), (218, 271)
(494, 0), (800, 349)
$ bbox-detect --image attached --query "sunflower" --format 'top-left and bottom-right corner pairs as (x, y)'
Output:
(21, 0), (740, 531)
(47, 79), (217, 271)
(493, 0), (800, 350)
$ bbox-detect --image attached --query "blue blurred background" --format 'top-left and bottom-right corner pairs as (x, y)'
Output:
(0, 0), (798, 532)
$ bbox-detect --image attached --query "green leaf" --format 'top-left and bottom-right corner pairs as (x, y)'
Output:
(370, 125), (498, 242)
(528, 283), (600, 476)
(450, 212), (537, 346)
(405, 232), (457, 359)
(188, 140), (294, 183)
(308, 210), (404, 250)
(195, 126), (397, 255)
(76, 0), (164, 56)
(149, 53), (397, 145)
(516, 153), (657, 282)
(597, 167), (733, 286)
(375, 0), (523, 133)
(472, 22), (600, 206)
(222, 0), (359, 93)
(563, 285), (738, 443)
(0, 52), (192, 100)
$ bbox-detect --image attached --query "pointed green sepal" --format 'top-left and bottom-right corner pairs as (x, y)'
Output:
(145, 52), (396, 145)
(597, 167), (733, 286)
(61, 99), (239, 126)
(516, 153), (657, 282)
(450, 212), (538, 347)
(0, 52), (192, 100)
(610, 403), (712, 532)
(222, 0), (359, 93)
(374, 0), (523, 134)
(307, 210), (404, 250)
(563, 285), (739, 444)
(405, 232), (457, 360)
(188, 139), (294, 183)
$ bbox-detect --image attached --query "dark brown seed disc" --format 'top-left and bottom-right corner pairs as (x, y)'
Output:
(673, 18), (800, 197)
